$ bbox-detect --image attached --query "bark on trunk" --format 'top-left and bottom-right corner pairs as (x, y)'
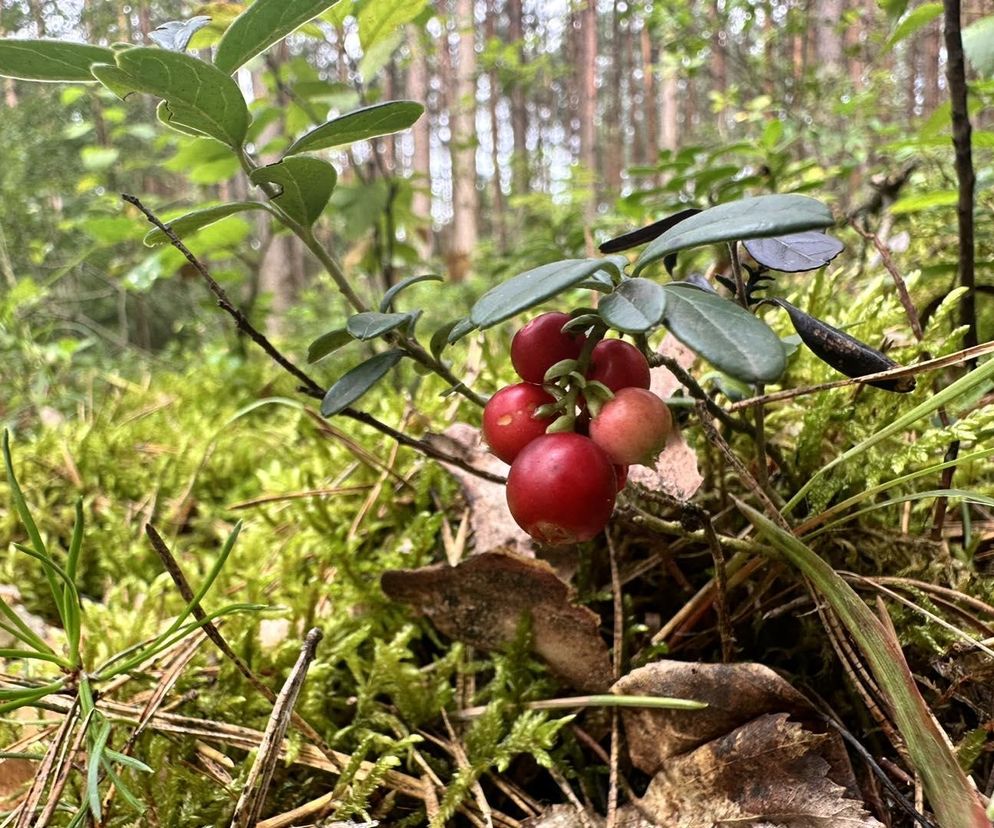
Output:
(578, 0), (599, 219)
(449, 0), (479, 281)
(407, 27), (434, 257)
(507, 0), (530, 195)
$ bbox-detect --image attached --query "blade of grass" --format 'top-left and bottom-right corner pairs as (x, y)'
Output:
(87, 719), (112, 822)
(738, 499), (990, 827)
(796, 445), (994, 533)
(65, 500), (84, 665)
(2, 431), (64, 621)
(102, 760), (145, 813)
(785, 357), (994, 512)
(805, 489), (994, 538)
(0, 681), (65, 714)
(0, 601), (58, 658)
(11, 544), (82, 665)
(0, 649), (71, 666)
(104, 748), (153, 774)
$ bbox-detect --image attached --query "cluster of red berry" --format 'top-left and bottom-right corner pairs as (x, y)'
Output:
(481, 313), (672, 545)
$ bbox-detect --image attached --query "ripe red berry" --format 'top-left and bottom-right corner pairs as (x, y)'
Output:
(506, 433), (617, 544)
(482, 383), (556, 464)
(586, 339), (650, 393)
(511, 312), (587, 383)
(589, 387), (672, 466)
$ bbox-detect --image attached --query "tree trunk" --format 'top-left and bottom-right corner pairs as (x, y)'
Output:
(640, 17), (659, 166)
(923, 19), (942, 114)
(660, 68), (679, 153)
(407, 27), (433, 257)
(603, 0), (623, 194)
(448, 0), (479, 281)
(485, 0), (508, 252)
(814, 0), (845, 73)
(507, 0), (530, 195)
(906, 34), (919, 118)
(578, 0), (598, 221)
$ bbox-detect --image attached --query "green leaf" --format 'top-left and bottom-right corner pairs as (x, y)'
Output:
(148, 16), (212, 52)
(380, 273), (442, 312)
(470, 257), (626, 329)
(887, 2), (943, 47)
(214, 0), (342, 74)
(634, 194), (834, 275)
(285, 101), (424, 156)
(321, 350), (405, 416)
(99, 47), (250, 147)
(964, 15), (994, 77)
(250, 157), (337, 225)
(738, 501), (992, 828)
(143, 202), (269, 246)
(661, 283), (786, 383)
(890, 190), (958, 215)
(358, 0), (428, 49)
(346, 311), (412, 340)
(598, 278), (667, 334)
(307, 328), (353, 363)
(0, 39), (114, 82)
(87, 719), (113, 821)
(430, 319), (462, 360)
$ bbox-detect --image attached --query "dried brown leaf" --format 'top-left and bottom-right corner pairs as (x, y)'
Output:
(381, 552), (613, 692)
(636, 713), (883, 828)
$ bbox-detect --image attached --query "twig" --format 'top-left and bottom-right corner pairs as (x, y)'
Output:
(606, 534), (623, 828)
(230, 628), (323, 828)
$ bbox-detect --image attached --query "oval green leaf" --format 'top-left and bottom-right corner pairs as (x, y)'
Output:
(661, 283), (786, 383)
(250, 157), (337, 225)
(598, 277), (667, 334)
(634, 194), (834, 275)
(380, 273), (442, 312)
(285, 101), (424, 156)
(321, 350), (404, 416)
(0, 39), (114, 82)
(111, 47), (250, 147)
(143, 202), (270, 246)
(346, 311), (412, 340)
(307, 327), (353, 363)
(214, 0), (342, 74)
(743, 231), (844, 273)
(470, 257), (626, 329)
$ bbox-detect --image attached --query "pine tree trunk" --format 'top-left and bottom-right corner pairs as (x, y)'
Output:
(507, 0), (530, 195)
(578, 0), (599, 220)
(640, 18), (659, 166)
(815, 0), (844, 73)
(407, 26), (433, 257)
(449, 0), (479, 281)
(604, 0), (623, 194)
(485, 0), (508, 252)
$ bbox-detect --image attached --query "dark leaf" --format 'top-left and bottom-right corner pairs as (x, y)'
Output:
(320, 350), (404, 416)
(743, 231), (844, 273)
(661, 283), (786, 383)
(598, 208), (702, 253)
(345, 311), (412, 340)
(214, 0), (341, 74)
(148, 16), (212, 52)
(470, 257), (626, 329)
(446, 317), (477, 345)
(599, 278), (667, 334)
(430, 319), (462, 361)
(285, 101), (424, 155)
(772, 299), (915, 392)
(379, 273), (442, 312)
(635, 194), (834, 275)
(306, 328), (353, 363)
(0, 39), (114, 82)
(250, 157), (337, 225)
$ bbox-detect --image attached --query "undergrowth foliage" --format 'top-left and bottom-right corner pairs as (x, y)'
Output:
(1, 1), (994, 826)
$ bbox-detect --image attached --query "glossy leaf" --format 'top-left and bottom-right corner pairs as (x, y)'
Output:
(250, 157), (337, 225)
(102, 47), (250, 147)
(285, 101), (424, 155)
(964, 14), (994, 77)
(143, 202), (269, 246)
(148, 16), (212, 52)
(380, 273), (442, 312)
(598, 278), (667, 334)
(346, 311), (412, 340)
(0, 39), (114, 82)
(661, 283), (786, 383)
(598, 208), (702, 254)
(743, 231), (844, 272)
(446, 317), (478, 345)
(470, 257), (626, 329)
(321, 350), (404, 416)
(634, 194), (834, 275)
(358, 0), (428, 49)
(214, 0), (341, 74)
(307, 328), (353, 363)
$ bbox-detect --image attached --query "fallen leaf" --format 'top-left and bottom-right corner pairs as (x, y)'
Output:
(424, 423), (532, 558)
(520, 804), (604, 827)
(629, 335), (703, 500)
(635, 713), (883, 827)
(381, 552), (613, 692)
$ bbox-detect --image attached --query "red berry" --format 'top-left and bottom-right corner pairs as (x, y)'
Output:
(590, 388), (672, 466)
(506, 433), (617, 544)
(482, 383), (556, 464)
(511, 312), (587, 383)
(587, 339), (650, 393)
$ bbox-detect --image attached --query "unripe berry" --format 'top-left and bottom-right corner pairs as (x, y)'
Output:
(589, 387), (672, 466)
